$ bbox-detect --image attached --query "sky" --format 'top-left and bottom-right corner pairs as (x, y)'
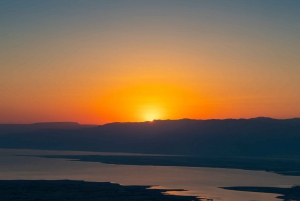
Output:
(1, 0), (300, 124)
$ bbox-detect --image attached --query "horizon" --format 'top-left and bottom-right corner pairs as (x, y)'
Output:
(1, 1), (299, 124)
(2, 116), (300, 125)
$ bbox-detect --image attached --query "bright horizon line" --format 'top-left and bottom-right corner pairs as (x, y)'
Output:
(2, 116), (300, 126)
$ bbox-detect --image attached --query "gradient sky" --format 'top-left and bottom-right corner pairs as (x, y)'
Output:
(1, 0), (300, 124)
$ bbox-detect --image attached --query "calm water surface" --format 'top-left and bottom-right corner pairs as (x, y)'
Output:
(1, 149), (299, 201)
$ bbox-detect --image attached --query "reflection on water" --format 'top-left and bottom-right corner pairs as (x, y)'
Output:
(0, 149), (299, 201)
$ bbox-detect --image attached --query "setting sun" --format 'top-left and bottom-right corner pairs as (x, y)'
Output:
(92, 82), (209, 123)
(141, 105), (163, 121)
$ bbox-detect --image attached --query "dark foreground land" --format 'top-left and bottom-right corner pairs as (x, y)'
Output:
(222, 186), (300, 201)
(0, 180), (199, 201)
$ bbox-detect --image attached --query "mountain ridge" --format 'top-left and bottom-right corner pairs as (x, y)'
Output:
(0, 118), (299, 159)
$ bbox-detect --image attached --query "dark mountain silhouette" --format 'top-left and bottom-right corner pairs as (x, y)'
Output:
(0, 118), (300, 159)
(0, 122), (97, 135)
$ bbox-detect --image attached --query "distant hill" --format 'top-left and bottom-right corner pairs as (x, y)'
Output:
(0, 122), (97, 135)
(0, 118), (300, 159)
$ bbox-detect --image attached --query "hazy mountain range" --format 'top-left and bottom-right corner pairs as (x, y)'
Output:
(1, 118), (300, 159)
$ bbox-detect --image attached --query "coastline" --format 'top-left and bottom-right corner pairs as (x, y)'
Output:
(222, 186), (300, 201)
(34, 154), (300, 176)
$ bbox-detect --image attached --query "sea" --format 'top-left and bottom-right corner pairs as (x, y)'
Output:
(0, 149), (299, 201)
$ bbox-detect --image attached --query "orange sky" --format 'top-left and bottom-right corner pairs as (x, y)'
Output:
(1, 1), (300, 124)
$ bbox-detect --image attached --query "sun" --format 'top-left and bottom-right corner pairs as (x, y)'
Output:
(144, 111), (158, 121)
(142, 105), (163, 122)
(145, 115), (155, 122)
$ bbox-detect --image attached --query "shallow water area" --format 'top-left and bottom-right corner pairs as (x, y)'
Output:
(0, 149), (299, 201)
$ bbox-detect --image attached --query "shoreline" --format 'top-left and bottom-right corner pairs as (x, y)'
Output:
(221, 186), (300, 201)
(33, 154), (300, 176)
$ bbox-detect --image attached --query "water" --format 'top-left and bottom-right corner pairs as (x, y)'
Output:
(1, 149), (299, 201)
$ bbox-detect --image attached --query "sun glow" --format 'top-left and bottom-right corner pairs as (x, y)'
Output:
(142, 105), (163, 122)
(93, 82), (210, 123)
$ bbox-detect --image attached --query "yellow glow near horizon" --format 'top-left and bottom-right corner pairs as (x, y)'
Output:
(92, 82), (207, 123)
(141, 105), (164, 121)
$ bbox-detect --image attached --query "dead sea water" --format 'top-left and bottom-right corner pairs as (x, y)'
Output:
(0, 149), (299, 201)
